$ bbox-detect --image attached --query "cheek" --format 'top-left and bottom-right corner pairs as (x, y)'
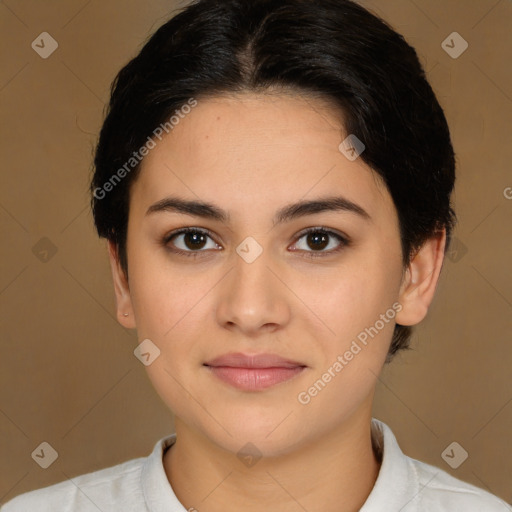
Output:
(294, 268), (399, 425)
(127, 245), (204, 337)
(127, 258), (210, 419)
(314, 255), (402, 362)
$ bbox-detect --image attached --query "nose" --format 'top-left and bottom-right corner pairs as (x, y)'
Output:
(215, 246), (291, 337)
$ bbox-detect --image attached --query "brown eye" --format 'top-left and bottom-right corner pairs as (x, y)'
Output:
(178, 231), (208, 250)
(291, 228), (349, 258)
(163, 228), (221, 256)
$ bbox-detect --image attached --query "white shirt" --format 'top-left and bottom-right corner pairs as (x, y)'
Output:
(2, 419), (510, 511)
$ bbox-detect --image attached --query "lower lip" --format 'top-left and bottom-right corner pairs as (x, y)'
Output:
(205, 366), (305, 391)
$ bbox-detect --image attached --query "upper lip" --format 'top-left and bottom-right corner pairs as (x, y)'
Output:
(204, 352), (306, 369)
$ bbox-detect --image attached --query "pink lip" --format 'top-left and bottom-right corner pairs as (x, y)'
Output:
(204, 352), (307, 391)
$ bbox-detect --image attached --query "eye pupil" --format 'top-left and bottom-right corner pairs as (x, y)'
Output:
(185, 232), (207, 250)
(307, 232), (329, 250)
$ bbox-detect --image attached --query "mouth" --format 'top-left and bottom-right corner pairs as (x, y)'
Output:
(203, 352), (307, 391)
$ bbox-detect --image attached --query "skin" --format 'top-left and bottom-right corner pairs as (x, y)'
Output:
(108, 92), (446, 512)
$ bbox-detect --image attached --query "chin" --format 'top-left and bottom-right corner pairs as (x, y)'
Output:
(197, 416), (305, 459)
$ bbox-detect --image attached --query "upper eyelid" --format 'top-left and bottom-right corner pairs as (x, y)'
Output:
(294, 226), (347, 239)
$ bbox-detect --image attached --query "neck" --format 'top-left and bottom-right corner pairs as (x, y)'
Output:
(163, 407), (381, 512)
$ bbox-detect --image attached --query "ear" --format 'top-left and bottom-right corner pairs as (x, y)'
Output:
(395, 229), (446, 326)
(108, 240), (136, 329)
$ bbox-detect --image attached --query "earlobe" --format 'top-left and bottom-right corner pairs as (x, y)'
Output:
(107, 240), (136, 329)
(395, 230), (447, 327)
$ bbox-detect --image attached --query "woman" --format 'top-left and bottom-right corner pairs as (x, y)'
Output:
(4, 0), (510, 510)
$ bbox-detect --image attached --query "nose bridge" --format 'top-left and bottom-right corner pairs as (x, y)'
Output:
(230, 239), (275, 304)
(216, 238), (289, 332)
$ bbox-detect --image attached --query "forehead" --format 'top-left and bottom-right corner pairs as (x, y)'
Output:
(131, 92), (396, 226)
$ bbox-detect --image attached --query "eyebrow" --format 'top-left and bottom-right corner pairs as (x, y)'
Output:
(145, 195), (371, 226)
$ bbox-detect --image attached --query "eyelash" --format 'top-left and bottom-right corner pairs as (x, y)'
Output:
(162, 227), (350, 260)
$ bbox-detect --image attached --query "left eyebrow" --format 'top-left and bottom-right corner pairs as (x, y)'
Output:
(145, 195), (372, 225)
(273, 196), (371, 226)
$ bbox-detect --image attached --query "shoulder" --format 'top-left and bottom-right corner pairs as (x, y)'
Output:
(1, 456), (146, 512)
(410, 457), (512, 511)
(369, 419), (511, 512)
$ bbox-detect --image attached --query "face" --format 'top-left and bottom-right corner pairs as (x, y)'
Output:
(110, 92), (440, 456)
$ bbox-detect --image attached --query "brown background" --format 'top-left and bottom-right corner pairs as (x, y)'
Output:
(1, 0), (511, 505)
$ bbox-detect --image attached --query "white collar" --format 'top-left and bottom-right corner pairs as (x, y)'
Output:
(141, 418), (420, 511)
